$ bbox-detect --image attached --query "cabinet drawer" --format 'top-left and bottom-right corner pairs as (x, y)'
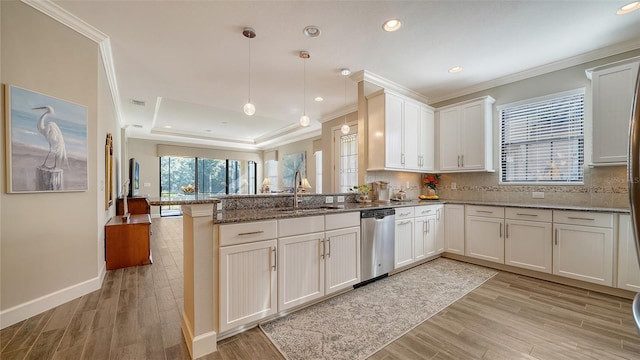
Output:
(219, 220), (278, 246)
(395, 207), (415, 220)
(553, 210), (613, 228)
(325, 212), (360, 231)
(466, 205), (504, 219)
(414, 205), (437, 217)
(505, 207), (552, 222)
(278, 215), (324, 237)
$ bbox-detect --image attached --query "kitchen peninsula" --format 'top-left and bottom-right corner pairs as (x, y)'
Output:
(178, 193), (634, 359)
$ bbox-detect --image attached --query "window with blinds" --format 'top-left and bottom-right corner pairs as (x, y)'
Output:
(499, 89), (585, 184)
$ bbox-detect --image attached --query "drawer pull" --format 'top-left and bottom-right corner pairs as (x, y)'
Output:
(327, 239), (331, 258)
(567, 216), (595, 221)
(321, 240), (325, 259)
(400, 212), (412, 216)
(399, 220), (412, 225)
(499, 223), (503, 238)
(477, 210), (493, 214)
(516, 213), (538, 217)
(421, 210), (432, 214)
(238, 230), (265, 236)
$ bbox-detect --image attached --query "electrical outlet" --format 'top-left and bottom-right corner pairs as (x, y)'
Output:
(337, 196), (345, 203)
(325, 196), (334, 204)
(216, 203), (222, 210)
(451, 182), (457, 190)
(532, 191), (545, 199)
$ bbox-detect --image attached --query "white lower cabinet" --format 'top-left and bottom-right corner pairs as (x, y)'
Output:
(278, 213), (361, 311)
(553, 211), (614, 286)
(219, 239), (277, 333)
(325, 226), (361, 294)
(617, 214), (640, 291)
(395, 217), (415, 268)
(504, 208), (552, 273)
(278, 232), (325, 311)
(435, 206), (445, 254)
(465, 206), (505, 264)
(444, 204), (465, 254)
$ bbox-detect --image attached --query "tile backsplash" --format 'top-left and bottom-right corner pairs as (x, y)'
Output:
(435, 166), (628, 209)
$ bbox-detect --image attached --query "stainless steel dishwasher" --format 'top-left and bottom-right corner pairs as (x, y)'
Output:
(358, 208), (395, 286)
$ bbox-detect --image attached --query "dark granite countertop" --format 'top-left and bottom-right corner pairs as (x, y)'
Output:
(213, 199), (629, 224)
(148, 195), (221, 206)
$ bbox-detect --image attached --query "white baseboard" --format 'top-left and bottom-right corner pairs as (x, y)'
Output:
(0, 266), (106, 330)
(181, 311), (217, 359)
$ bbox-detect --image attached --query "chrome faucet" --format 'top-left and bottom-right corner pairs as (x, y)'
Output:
(293, 170), (301, 209)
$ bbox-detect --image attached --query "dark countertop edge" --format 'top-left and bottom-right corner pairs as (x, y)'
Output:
(213, 199), (630, 224)
(148, 198), (221, 206)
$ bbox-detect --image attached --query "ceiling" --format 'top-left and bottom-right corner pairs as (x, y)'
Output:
(47, 0), (640, 151)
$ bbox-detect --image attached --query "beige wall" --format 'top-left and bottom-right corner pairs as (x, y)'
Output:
(431, 49), (640, 208)
(1, 1), (119, 324)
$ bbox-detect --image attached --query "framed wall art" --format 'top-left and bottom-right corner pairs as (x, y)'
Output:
(5, 85), (88, 193)
(282, 151), (306, 190)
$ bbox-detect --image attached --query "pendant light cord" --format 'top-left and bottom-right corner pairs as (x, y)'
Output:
(303, 58), (306, 115)
(248, 36), (251, 101)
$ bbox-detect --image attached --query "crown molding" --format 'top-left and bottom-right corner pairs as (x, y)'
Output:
(350, 70), (430, 104)
(22, 0), (125, 128)
(428, 38), (640, 104)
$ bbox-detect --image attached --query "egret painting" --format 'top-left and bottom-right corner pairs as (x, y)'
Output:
(5, 85), (88, 193)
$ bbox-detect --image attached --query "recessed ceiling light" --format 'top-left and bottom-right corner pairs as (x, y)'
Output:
(448, 66), (463, 74)
(315, 97), (324, 102)
(617, 1), (640, 14)
(303, 25), (322, 38)
(164, 125), (172, 128)
(382, 19), (401, 32)
(341, 68), (351, 76)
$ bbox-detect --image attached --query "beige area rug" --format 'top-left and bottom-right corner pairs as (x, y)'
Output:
(260, 258), (497, 360)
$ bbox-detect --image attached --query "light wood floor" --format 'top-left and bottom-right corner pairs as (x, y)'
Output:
(2, 217), (640, 359)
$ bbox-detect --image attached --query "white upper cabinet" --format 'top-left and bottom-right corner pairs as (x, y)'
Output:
(367, 90), (435, 173)
(588, 59), (639, 165)
(437, 96), (495, 172)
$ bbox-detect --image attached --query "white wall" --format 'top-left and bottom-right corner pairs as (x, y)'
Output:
(0, 1), (119, 328)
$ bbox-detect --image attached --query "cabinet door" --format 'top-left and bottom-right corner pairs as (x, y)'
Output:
(505, 220), (552, 273)
(385, 93), (405, 169)
(438, 108), (460, 171)
(278, 233), (325, 311)
(592, 62), (640, 164)
(465, 216), (504, 264)
(444, 204), (465, 255)
(414, 216), (427, 262)
(395, 218), (415, 268)
(403, 100), (421, 170)
(219, 239), (277, 332)
(424, 215), (438, 257)
(420, 107), (435, 171)
(553, 224), (613, 286)
(325, 227), (361, 295)
(460, 101), (485, 170)
(435, 205), (445, 254)
(618, 214), (640, 291)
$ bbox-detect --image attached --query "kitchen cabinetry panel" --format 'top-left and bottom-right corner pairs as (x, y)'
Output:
(367, 90), (435, 172)
(278, 233), (325, 311)
(219, 220), (278, 246)
(325, 227), (361, 294)
(553, 223), (613, 286)
(219, 239), (277, 333)
(589, 60), (639, 164)
(465, 215), (504, 264)
(505, 219), (552, 273)
(437, 96), (494, 172)
(444, 204), (465, 255)
(617, 214), (640, 291)
(395, 218), (415, 268)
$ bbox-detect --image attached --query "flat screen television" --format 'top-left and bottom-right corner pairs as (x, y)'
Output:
(128, 158), (140, 197)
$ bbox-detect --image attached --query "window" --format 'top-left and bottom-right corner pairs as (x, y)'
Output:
(315, 151), (322, 194)
(265, 160), (278, 192)
(499, 89), (584, 184)
(160, 156), (257, 216)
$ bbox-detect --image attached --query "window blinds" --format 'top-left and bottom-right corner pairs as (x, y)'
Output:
(499, 89), (584, 183)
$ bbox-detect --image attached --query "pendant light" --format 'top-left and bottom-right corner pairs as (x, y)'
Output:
(340, 68), (351, 134)
(299, 51), (310, 127)
(242, 27), (256, 116)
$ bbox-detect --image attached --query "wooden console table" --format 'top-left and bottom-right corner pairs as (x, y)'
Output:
(116, 197), (150, 215)
(105, 214), (152, 270)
